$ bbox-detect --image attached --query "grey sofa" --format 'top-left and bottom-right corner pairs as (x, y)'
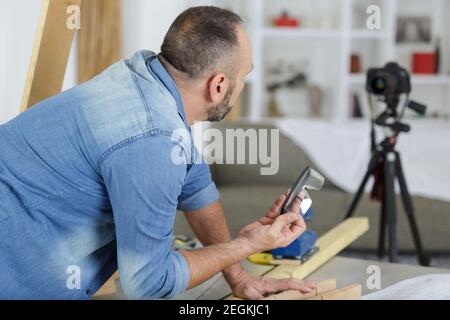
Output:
(174, 122), (450, 252)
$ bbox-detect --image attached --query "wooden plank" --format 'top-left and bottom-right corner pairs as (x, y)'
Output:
(93, 271), (119, 297)
(306, 284), (362, 300)
(261, 278), (336, 300)
(21, 0), (81, 111)
(266, 217), (369, 279)
(77, 0), (122, 83)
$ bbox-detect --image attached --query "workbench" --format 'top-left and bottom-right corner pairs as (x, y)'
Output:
(98, 256), (450, 300)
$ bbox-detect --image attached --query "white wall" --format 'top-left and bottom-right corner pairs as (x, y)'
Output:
(0, 0), (77, 124)
(121, 0), (187, 59)
(0, 0), (188, 124)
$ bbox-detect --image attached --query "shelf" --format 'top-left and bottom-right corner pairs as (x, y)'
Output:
(411, 75), (450, 86)
(348, 74), (366, 85)
(350, 30), (389, 39)
(347, 74), (450, 86)
(263, 27), (341, 39)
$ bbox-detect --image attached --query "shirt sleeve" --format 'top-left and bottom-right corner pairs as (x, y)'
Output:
(100, 135), (190, 299)
(177, 162), (220, 212)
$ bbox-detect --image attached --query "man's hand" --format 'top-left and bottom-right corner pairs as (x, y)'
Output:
(238, 192), (306, 252)
(180, 193), (309, 292)
(223, 192), (314, 300)
(228, 268), (316, 300)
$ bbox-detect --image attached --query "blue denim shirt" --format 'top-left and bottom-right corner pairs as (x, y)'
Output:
(0, 50), (220, 299)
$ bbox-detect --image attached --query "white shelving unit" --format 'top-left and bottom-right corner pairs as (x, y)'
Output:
(187, 0), (450, 122)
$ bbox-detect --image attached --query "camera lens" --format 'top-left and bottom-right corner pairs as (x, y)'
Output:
(371, 77), (387, 94)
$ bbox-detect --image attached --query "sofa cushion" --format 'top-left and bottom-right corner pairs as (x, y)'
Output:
(174, 184), (450, 252)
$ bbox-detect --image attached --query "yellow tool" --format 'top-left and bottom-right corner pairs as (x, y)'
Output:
(247, 253), (273, 265)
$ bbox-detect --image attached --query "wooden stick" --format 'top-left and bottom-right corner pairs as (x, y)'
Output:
(77, 0), (122, 83)
(306, 284), (362, 300)
(21, 0), (81, 111)
(93, 271), (119, 297)
(267, 217), (369, 279)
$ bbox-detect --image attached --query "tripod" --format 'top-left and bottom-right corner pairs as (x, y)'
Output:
(344, 97), (430, 266)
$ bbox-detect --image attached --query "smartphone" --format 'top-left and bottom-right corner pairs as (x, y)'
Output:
(281, 166), (325, 215)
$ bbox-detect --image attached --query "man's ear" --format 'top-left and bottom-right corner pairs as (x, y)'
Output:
(207, 73), (229, 103)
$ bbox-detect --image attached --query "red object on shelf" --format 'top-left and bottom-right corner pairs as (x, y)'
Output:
(412, 52), (436, 74)
(274, 12), (300, 27)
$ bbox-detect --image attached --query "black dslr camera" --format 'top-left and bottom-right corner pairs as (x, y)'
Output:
(365, 62), (426, 133)
(366, 62), (411, 97)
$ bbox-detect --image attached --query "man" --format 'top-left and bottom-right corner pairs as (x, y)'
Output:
(0, 6), (315, 299)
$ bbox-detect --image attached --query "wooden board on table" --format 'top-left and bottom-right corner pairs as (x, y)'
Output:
(306, 284), (362, 300)
(21, 0), (81, 111)
(267, 217), (369, 279)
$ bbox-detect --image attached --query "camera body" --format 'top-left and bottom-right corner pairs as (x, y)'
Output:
(366, 62), (411, 97)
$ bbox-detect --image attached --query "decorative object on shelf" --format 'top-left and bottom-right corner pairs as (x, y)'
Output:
(350, 54), (362, 74)
(308, 85), (323, 118)
(434, 36), (441, 74)
(396, 16), (431, 44)
(273, 10), (300, 28)
(266, 60), (312, 117)
(412, 52), (436, 74)
(351, 93), (363, 118)
(267, 72), (307, 117)
(267, 91), (283, 117)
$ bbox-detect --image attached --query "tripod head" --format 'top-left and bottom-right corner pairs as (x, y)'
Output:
(373, 95), (426, 134)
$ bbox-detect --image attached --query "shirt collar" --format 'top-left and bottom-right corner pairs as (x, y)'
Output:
(146, 54), (189, 129)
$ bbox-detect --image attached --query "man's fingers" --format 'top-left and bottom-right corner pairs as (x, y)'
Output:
(290, 196), (302, 215)
(291, 213), (306, 229)
(270, 212), (299, 234)
(243, 288), (265, 300)
(268, 194), (287, 217)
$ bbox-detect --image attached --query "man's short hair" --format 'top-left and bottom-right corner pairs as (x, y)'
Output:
(161, 6), (243, 79)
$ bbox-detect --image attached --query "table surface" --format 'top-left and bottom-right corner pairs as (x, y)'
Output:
(174, 256), (450, 300)
(103, 256), (449, 300)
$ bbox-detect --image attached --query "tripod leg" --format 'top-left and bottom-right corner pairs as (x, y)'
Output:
(395, 153), (431, 266)
(344, 151), (380, 219)
(384, 152), (398, 263)
(377, 191), (387, 258)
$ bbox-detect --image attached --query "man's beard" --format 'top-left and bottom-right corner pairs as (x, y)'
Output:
(206, 86), (234, 122)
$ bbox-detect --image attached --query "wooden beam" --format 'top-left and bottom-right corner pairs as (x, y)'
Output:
(306, 284), (362, 300)
(93, 271), (119, 298)
(21, 0), (81, 111)
(261, 278), (336, 300)
(77, 0), (122, 83)
(266, 217), (369, 279)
